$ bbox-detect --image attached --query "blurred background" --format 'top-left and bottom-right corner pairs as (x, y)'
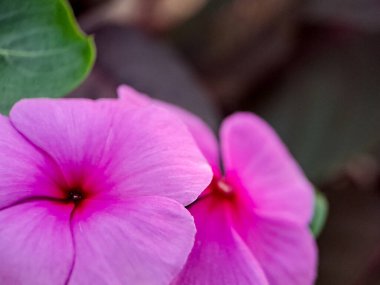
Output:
(68, 1), (380, 284)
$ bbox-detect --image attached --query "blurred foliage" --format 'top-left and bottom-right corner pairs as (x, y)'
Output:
(310, 190), (328, 238)
(0, 0), (95, 114)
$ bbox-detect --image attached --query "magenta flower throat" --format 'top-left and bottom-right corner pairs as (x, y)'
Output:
(0, 98), (212, 285)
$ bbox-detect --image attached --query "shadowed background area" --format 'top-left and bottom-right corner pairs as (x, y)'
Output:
(68, 1), (380, 284)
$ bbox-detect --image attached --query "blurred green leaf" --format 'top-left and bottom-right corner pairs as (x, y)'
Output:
(310, 190), (328, 238)
(0, 0), (95, 114)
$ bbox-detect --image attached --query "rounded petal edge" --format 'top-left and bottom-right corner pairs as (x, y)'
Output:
(220, 112), (314, 225)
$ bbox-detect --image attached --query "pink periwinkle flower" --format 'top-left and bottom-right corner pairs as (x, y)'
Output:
(118, 85), (318, 285)
(0, 98), (212, 284)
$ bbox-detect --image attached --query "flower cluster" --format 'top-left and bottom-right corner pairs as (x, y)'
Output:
(0, 85), (317, 285)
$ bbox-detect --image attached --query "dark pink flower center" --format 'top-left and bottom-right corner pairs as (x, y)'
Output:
(63, 183), (90, 206)
(67, 189), (84, 204)
(187, 177), (238, 210)
(207, 177), (239, 202)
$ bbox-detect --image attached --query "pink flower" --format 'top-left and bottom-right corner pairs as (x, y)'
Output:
(0, 98), (212, 285)
(118, 85), (318, 285)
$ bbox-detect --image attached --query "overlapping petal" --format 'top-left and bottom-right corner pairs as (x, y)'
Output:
(118, 85), (220, 173)
(68, 197), (196, 285)
(0, 201), (74, 285)
(173, 196), (269, 285)
(175, 190), (317, 285)
(10, 99), (212, 205)
(221, 113), (314, 224)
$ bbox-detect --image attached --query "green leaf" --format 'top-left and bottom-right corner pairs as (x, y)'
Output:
(0, 0), (95, 114)
(310, 190), (328, 238)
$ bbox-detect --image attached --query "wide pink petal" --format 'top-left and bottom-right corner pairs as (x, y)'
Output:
(9, 99), (122, 191)
(173, 197), (269, 285)
(118, 85), (220, 173)
(0, 115), (64, 209)
(233, 210), (318, 285)
(100, 103), (212, 205)
(0, 201), (74, 285)
(68, 196), (195, 285)
(10, 99), (212, 205)
(221, 112), (314, 224)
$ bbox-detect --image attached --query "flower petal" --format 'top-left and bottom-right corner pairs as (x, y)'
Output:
(118, 85), (220, 173)
(102, 102), (213, 205)
(220, 112), (314, 224)
(10, 98), (212, 205)
(173, 197), (269, 285)
(233, 210), (318, 285)
(0, 201), (74, 285)
(9, 99), (121, 191)
(117, 85), (152, 107)
(0, 115), (64, 209)
(68, 196), (195, 285)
